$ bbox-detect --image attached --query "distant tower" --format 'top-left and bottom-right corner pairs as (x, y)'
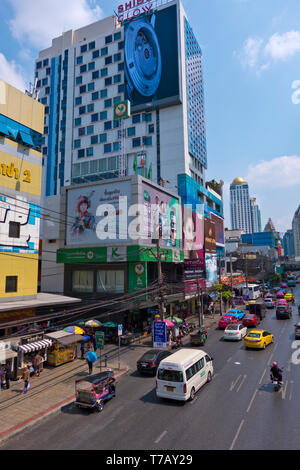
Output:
(230, 177), (252, 234)
(250, 198), (262, 233)
(292, 205), (300, 257)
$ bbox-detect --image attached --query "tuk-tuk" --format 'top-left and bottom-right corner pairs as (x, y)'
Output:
(75, 370), (116, 412)
(248, 302), (266, 320)
(190, 327), (208, 347)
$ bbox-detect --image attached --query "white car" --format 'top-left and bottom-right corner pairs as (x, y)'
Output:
(224, 323), (247, 341)
(265, 298), (275, 309)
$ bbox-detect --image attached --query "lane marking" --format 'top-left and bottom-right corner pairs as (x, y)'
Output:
(289, 381), (294, 401)
(230, 375), (242, 392)
(155, 430), (167, 444)
(229, 419), (245, 450)
(236, 375), (247, 393)
(247, 389), (258, 413)
(227, 356), (232, 363)
(282, 380), (288, 400)
(259, 368), (267, 385)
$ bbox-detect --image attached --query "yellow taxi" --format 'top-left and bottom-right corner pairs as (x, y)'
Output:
(284, 293), (294, 302)
(245, 300), (256, 310)
(244, 330), (274, 350)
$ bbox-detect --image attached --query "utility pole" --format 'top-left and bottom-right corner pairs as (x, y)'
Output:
(218, 253), (222, 316)
(156, 238), (165, 321)
(230, 253), (233, 292)
(197, 279), (204, 327)
(245, 255), (249, 288)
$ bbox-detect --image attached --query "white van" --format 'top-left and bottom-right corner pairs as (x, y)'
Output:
(156, 349), (214, 402)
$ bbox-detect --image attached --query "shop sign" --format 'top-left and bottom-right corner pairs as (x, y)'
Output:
(128, 262), (147, 293)
(0, 162), (32, 183)
(153, 321), (167, 349)
(95, 332), (105, 350)
(113, 100), (131, 120)
(21, 334), (43, 345)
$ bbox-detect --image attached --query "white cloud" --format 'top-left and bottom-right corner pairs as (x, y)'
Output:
(8, 0), (104, 49)
(247, 155), (300, 188)
(0, 53), (27, 92)
(238, 30), (300, 71)
(265, 31), (300, 60)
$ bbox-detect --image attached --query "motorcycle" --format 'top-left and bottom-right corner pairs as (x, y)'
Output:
(271, 368), (283, 392)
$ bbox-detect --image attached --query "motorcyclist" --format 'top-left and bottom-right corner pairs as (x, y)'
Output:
(270, 362), (283, 384)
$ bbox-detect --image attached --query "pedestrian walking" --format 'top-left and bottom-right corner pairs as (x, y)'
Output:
(87, 356), (93, 375)
(22, 365), (30, 394)
(92, 335), (97, 352)
(80, 341), (85, 360)
(34, 352), (43, 377)
(4, 365), (11, 390)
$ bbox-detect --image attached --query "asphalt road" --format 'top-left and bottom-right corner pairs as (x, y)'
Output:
(2, 285), (300, 450)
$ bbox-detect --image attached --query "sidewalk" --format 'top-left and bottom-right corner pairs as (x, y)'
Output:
(0, 312), (221, 444)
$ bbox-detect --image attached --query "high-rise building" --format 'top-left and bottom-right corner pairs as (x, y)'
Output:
(292, 205), (300, 258)
(283, 229), (295, 258)
(230, 177), (252, 233)
(250, 198), (262, 233)
(34, 0), (217, 294)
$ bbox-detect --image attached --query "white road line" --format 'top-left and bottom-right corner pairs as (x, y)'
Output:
(289, 381), (294, 401)
(230, 375), (242, 392)
(155, 430), (167, 444)
(236, 375), (247, 393)
(247, 389), (258, 413)
(282, 380), (289, 400)
(229, 419), (245, 451)
(227, 356), (232, 363)
(259, 368), (267, 385)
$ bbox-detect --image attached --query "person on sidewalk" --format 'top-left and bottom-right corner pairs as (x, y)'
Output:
(80, 342), (85, 360)
(35, 352), (43, 377)
(4, 365), (11, 390)
(22, 366), (30, 394)
(87, 355), (93, 375)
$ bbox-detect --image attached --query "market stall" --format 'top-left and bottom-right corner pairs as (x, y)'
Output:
(45, 331), (86, 367)
(11, 335), (53, 380)
(0, 341), (18, 381)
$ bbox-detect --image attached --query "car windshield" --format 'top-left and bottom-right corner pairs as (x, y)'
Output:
(247, 332), (261, 338)
(157, 369), (183, 383)
(226, 324), (238, 330)
(140, 351), (159, 361)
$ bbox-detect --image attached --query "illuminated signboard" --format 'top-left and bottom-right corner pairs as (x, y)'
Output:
(116, 0), (173, 23)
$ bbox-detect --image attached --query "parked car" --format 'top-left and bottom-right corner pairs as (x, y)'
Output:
(224, 323), (247, 341)
(242, 313), (260, 327)
(218, 315), (239, 330)
(265, 298), (275, 309)
(276, 305), (292, 320)
(136, 349), (172, 375)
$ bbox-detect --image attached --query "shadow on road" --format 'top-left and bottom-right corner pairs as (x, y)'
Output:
(139, 388), (185, 407)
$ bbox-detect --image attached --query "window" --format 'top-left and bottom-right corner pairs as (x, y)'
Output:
(72, 271), (93, 293)
(80, 44), (88, 53)
(79, 106), (86, 115)
(101, 47), (108, 56)
(114, 32), (122, 41)
(87, 125), (94, 135)
(5, 276), (18, 293)
(88, 82), (95, 91)
(100, 111), (107, 120)
(118, 62), (124, 72)
(128, 127), (135, 137)
(92, 71), (100, 80)
(118, 41), (124, 50)
(97, 270), (124, 293)
(113, 142), (120, 152)
(76, 76), (82, 85)
(79, 85), (86, 94)
(113, 120), (120, 129)
(118, 84), (125, 93)
(132, 137), (141, 148)
(157, 369), (183, 383)
(114, 74), (121, 84)
(99, 158), (107, 171)
(104, 121), (112, 130)
(148, 124), (155, 134)
(105, 77), (112, 86)
(91, 135), (98, 145)
(114, 96), (121, 104)
(88, 62), (95, 71)
(36, 61), (42, 70)
(91, 113), (99, 123)
(143, 136), (152, 146)
(78, 127), (86, 136)
(87, 147), (94, 157)
(42, 78), (48, 86)
(143, 113), (152, 122)
(105, 35), (113, 44)
(43, 59), (49, 67)
(87, 104), (94, 113)
(100, 89), (108, 98)
(75, 118), (82, 126)
(76, 56), (83, 65)
(104, 99), (112, 108)
(100, 133), (107, 143)
(78, 149), (85, 158)
(92, 91), (99, 101)
(80, 64), (87, 74)
(104, 143), (112, 153)
(132, 114), (141, 124)
(9, 222), (20, 238)
(114, 53), (121, 62)
(101, 68), (108, 77)
(74, 139), (81, 149)
(105, 56), (113, 65)
(89, 41), (96, 50)
(75, 97), (82, 106)
(93, 50), (100, 59)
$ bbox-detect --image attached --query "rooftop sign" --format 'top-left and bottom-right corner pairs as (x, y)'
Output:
(116, 0), (172, 22)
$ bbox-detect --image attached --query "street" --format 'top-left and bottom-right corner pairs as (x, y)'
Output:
(2, 285), (300, 450)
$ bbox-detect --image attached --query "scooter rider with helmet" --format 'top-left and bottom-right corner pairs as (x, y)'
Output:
(270, 362), (283, 385)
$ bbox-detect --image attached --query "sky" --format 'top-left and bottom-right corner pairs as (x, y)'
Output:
(0, 0), (300, 234)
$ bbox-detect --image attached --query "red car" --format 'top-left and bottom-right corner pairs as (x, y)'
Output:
(276, 291), (285, 299)
(219, 315), (239, 329)
(242, 313), (260, 327)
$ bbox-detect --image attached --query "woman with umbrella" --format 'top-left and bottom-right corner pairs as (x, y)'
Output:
(86, 349), (98, 375)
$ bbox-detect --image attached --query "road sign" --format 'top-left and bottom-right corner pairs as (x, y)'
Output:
(118, 325), (123, 337)
(95, 332), (105, 350)
(153, 321), (167, 349)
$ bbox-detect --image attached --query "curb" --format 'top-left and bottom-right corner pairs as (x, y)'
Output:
(0, 367), (129, 445)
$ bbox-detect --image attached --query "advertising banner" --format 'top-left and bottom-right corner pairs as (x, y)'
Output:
(153, 321), (167, 349)
(204, 218), (216, 253)
(205, 253), (218, 288)
(182, 206), (204, 260)
(124, 4), (180, 111)
(142, 182), (181, 248)
(128, 262), (147, 293)
(184, 259), (206, 295)
(211, 214), (224, 245)
(66, 181), (132, 246)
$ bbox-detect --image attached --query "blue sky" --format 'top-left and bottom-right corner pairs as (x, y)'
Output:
(1, 0), (300, 233)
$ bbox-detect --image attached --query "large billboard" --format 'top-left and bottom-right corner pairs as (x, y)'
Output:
(66, 181), (132, 246)
(124, 4), (180, 110)
(182, 206), (204, 260)
(211, 214), (224, 245)
(142, 181), (181, 248)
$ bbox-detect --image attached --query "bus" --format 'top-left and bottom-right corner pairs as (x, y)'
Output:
(287, 275), (296, 288)
(242, 284), (261, 300)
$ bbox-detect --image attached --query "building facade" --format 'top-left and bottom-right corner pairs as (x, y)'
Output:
(250, 198), (261, 233)
(230, 177), (252, 233)
(283, 229), (295, 258)
(292, 205), (300, 258)
(0, 80), (44, 301)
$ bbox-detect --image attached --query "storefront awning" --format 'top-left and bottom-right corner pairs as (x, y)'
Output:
(18, 339), (53, 353)
(56, 334), (86, 345)
(19, 131), (34, 147)
(45, 331), (72, 340)
(0, 350), (18, 361)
